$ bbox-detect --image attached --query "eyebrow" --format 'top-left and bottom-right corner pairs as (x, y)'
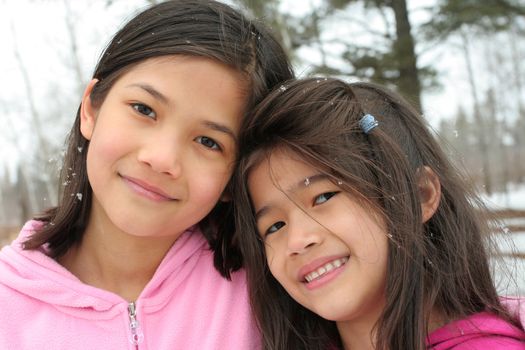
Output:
(126, 83), (237, 142)
(202, 120), (237, 143)
(126, 83), (169, 104)
(254, 173), (329, 221)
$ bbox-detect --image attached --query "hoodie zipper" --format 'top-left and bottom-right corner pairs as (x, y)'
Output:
(128, 301), (144, 348)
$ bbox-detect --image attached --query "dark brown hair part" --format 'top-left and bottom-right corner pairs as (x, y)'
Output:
(233, 77), (516, 349)
(24, 0), (294, 279)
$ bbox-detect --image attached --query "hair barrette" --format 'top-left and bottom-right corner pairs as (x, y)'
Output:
(359, 114), (379, 134)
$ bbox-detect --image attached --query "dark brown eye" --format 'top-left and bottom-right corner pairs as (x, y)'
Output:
(314, 192), (338, 205)
(132, 103), (156, 119)
(266, 221), (285, 236)
(195, 136), (221, 151)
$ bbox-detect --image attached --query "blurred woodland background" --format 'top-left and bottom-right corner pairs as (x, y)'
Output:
(0, 0), (524, 248)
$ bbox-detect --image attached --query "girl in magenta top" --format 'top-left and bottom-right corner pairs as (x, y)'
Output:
(0, 1), (293, 348)
(233, 77), (525, 349)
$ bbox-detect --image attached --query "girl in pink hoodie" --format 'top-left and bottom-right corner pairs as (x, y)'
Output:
(0, 1), (293, 349)
(233, 77), (525, 349)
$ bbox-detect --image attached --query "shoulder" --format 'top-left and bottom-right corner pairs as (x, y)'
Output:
(444, 336), (525, 349)
(194, 246), (248, 287)
(428, 312), (525, 350)
(2, 220), (45, 251)
(502, 297), (525, 331)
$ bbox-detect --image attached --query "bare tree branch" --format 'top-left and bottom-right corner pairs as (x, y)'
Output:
(63, 0), (86, 97)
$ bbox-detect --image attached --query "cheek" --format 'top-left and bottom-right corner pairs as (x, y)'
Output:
(88, 127), (129, 167)
(265, 243), (285, 280)
(187, 166), (231, 203)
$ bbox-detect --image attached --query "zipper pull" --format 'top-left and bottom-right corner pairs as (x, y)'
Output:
(128, 301), (144, 345)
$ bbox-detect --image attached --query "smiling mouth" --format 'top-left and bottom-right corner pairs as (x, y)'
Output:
(121, 175), (177, 202)
(303, 257), (349, 283)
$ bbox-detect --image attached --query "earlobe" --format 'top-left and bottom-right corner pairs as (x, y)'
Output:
(79, 79), (99, 141)
(418, 166), (441, 223)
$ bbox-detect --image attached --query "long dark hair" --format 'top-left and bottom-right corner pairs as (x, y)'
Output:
(233, 77), (515, 349)
(24, 0), (294, 279)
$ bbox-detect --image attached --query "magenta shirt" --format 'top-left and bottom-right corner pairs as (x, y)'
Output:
(427, 311), (525, 349)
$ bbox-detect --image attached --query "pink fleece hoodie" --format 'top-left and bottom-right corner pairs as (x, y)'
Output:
(0, 221), (260, 350)
(427, 311), (525, 349)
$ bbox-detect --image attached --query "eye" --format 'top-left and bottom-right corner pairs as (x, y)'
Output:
(265, 221), (285, 236)
(195, 136), (221, 151)
(313, 191), (338, 205)
(132, 103), (156, 119)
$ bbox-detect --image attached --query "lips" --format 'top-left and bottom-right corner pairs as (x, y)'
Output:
(299, 256), (349, 284)
(121, 175), (177, 201)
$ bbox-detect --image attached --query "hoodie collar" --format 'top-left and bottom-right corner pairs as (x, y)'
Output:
(0, 220), (207, 318)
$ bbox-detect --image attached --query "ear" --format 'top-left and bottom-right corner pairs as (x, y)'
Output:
(418, 166), (441, 223)
(79, 79), (99, 141)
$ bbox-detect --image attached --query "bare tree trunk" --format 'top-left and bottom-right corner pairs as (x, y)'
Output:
(0, 167), (7, 226)
(16, 166), (37, 225)
(391, 0), (422, 111)
(308, 1), (328, 70)
(484, 40), (510, 196)
(10, 22), (56, 206)
(11, 24), (49, 159)
(63, 0), (86, 97)
(509, 27), (525, 183)
(461, 30), (492, 194)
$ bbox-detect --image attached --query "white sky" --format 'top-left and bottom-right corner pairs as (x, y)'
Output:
(0, 0), (519, 180)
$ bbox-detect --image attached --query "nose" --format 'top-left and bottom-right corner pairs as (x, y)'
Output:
(286, 211), (324, 256)
(137, 133), (182, 177)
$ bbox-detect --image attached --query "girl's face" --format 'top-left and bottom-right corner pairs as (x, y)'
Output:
(248, 148), (388, 327)
(80, 55), (246, 239)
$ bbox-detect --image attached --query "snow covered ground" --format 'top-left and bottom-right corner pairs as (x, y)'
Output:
(485, 183), (525, 211)
(485, 184), (525, 295)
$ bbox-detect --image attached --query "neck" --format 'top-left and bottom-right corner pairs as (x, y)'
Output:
(336, 307), (446, 350)
(337, 318), (377, 350)
(58, 204), (179, 301)
(336, 297), (385, 350)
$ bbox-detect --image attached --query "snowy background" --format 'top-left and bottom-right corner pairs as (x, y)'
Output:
(0, 0), (523, 294)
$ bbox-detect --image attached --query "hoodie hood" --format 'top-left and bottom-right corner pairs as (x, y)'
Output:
(0, 220), (206, 319)
(427, 311), (525, 349)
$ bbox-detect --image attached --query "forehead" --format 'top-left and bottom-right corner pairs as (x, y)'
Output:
(116, 55), (247, 91)
(248, 148), (326, 197)
(109, 55), (248, 128)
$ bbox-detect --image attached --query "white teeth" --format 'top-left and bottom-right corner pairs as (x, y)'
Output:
(304, 257), (348, 283)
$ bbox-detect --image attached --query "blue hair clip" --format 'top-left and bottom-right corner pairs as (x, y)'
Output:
(359, 114), (378, 134)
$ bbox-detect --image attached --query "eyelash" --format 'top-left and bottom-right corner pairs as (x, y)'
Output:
(265, 221), (285, 236)
(263, 191), (339, 237)
(195, 136), (222, 151)
(131, 103), (222, 152)
(313, 191), (338, 205)
(131, 103), (156, 119)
